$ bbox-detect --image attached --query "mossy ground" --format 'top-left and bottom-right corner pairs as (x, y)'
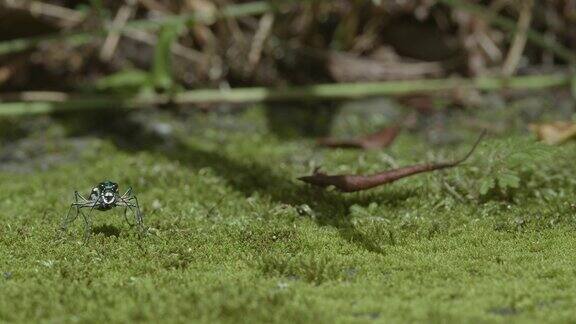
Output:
(1, 105), (576, 323)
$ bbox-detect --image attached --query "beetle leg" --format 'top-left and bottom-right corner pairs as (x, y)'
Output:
(132, 196), (145, 235)
(126, 195), (145, 236)
(61, 204), (79, 232)
(118, 196), (135, 227)
(120, 187), (133, 199)
(81, 211), (90, 241)
(81, 204), (98, 241)
(118, 193), (145, 236)
(61, 191), (84, 232)
(76, 191), (90, 203)
(123, 206), (135, 227)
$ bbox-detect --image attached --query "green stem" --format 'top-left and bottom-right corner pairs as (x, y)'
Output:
(0, 74), (570, 116)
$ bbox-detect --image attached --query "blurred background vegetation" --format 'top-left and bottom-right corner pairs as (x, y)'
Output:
(0, 0), (575, 155)
(2, 0), (575, 86)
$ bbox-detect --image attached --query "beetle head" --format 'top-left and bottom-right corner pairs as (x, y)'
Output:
(97, 181), (119, 205)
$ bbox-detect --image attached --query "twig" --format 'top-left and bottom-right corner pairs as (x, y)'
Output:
(502, 0), (534, 76)
(100, 0), (138, 61)
(248, 13), (275, 71)
(0, 1), (274, 56)
(2, 0), (86, 27)
(476, 30), (502, 62)
(298, 131), (486, 193)
(438, 0), (576, 64)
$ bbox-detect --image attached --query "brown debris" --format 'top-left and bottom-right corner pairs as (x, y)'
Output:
(317, 126), (401, 150)
(327, 50), (445, 82)
(300, 130), (486, 193)
(529, 122), (576, 145)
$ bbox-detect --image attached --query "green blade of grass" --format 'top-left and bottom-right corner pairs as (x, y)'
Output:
(0, 74), (570, 116)
(152, 24), (180, 91)
(172, 74), (571, 103)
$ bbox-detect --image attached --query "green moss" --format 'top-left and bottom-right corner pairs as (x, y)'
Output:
(1, 108), (576, 323)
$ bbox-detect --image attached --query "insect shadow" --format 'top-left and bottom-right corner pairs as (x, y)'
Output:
(92, 224), (121, 238)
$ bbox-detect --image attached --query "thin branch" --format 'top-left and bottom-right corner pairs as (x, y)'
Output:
(123, 29), (204, 64)
(0, 1), (274, 56)
(502, 0), (534, 76)
(438, 0), (576, 64)
(298, 131), (486, 193)
(248, 13), (275, 71)
(100, 0), (138, 61)
(2, 0), (86, 27)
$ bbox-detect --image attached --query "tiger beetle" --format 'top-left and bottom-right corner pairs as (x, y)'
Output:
(61, 181), (145, 239)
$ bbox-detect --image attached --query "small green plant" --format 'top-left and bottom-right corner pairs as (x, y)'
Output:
(445, 137), (555, 201)
(258, 252), (355, 285)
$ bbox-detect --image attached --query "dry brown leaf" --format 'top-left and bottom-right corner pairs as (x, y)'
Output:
(529, 122), (576, 145)
(317, 126), (401, 150)
(301, 131), (486, 192)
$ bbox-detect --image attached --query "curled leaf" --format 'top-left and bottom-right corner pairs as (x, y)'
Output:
(317, 126), (401, 150)
(299, 131), (486, 193)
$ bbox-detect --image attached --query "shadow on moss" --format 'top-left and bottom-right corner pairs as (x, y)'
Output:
(70, 113), (417, 255)
(158, 140), (394, 254)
